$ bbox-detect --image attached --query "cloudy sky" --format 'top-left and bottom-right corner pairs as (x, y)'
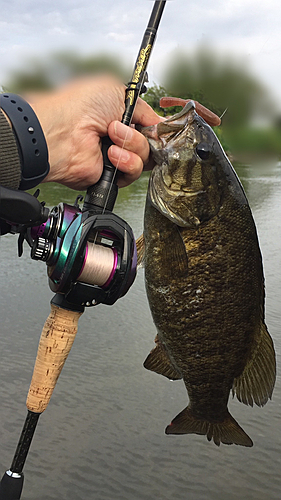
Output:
(1, 0), (281, 108)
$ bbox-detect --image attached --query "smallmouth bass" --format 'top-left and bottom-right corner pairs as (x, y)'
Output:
(137, 101), (276, 447)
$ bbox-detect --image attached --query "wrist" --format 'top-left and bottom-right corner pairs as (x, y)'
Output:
(26, 92), (73, 184)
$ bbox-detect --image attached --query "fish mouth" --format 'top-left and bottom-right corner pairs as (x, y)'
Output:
(149, 165), (202, 227)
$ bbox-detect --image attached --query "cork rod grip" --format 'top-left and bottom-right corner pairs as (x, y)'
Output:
(26, 304), (83, 413)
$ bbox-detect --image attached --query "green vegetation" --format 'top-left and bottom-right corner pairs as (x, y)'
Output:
(161, 45), (273, 126)
(141, 84), (181, 116)
(221, 126), (281, 159)
(146, 45), (281, 160)
(4, 46), (281, 161)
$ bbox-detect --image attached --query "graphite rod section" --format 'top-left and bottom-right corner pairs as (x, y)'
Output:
(0, 412), (40, 500)
(122, 0), (166, 126)
(10, 411), (41, 474)
(84, 0), (166, 211)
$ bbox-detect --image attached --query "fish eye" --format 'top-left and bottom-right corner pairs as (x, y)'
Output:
(196, 142), (212, 161)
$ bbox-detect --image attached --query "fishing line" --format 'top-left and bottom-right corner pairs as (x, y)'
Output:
(78, 242), (116, 287)
(219, 107), (228, 121)
(100, 125), (132, 216)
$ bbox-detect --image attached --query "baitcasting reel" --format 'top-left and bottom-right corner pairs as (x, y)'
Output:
(32, 144), (136, 308)
(30, 199), (137, 308)
(0, 137), (137, 310)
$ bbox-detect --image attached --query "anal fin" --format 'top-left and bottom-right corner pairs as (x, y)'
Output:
(144, 336), (182, 380)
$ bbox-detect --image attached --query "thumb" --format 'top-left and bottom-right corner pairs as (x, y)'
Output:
(132, 97), (164, 127)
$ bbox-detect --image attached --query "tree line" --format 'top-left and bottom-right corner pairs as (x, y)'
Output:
(4, 46), (281, 158)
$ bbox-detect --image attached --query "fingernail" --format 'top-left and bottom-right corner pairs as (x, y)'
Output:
(110, 145), (130, 163)
(114, 121), (133, 141)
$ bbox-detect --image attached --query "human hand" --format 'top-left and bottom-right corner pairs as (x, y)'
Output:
(27, 77), (221, 191)
(27, 76), (161, 190)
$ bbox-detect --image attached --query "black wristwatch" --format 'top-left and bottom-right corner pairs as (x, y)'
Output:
(0, 93), (49, 190)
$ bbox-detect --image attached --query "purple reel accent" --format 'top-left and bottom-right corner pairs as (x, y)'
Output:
(120, 238), (137, 297)
(31, 221), (47, 239)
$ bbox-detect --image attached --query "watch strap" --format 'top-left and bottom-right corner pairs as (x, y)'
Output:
(0, 93), (50, 190)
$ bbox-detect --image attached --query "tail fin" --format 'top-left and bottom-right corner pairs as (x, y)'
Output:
(165, 407), (253, 447)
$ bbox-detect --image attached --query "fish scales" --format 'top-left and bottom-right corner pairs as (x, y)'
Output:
(138, 101), (276, 447)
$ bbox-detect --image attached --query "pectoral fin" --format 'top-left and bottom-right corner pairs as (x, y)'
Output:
(144, 335), (182, 380)
(158, 225), (188, 280)
(136, 226), (188, 279)
(232, 322), (276, 407)
(136, 233), (145, 268)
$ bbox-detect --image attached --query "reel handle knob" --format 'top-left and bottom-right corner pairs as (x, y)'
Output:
(83, 136), (118, 212)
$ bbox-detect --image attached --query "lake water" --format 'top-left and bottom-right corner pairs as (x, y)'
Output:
(0, 163), (280, 500)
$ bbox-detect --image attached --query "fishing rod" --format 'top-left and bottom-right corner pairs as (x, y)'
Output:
(0, 1), (166, 499)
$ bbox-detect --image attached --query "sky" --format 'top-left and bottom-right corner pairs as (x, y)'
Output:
(1, 0), (281, 109)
